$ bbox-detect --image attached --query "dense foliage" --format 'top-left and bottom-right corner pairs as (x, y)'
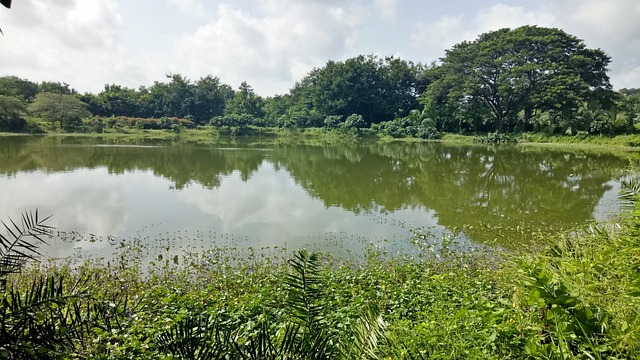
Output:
(0, 26), (639, 140)
(423, 26), (613, 134)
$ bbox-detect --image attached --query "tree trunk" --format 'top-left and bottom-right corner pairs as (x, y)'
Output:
(523, 105), (533, 132)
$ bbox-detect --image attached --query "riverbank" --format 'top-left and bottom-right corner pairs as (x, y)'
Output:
(5, 128), (640, 149)
(4, 185), (640, 358)
(441, 132), (640, 149)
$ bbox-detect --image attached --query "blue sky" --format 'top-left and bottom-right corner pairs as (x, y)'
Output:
(0, 0), (638, 96)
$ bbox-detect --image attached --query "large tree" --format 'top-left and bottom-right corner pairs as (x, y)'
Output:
(225, 81), (264, 118)
(289, 55), (427, 127)
(29, 92), (91, 130)
(0, 95), (26, 131)
(423, 26), (612, 133)
(192, 75), (234, 124)
(0, 76), (38, 101)
(81, 84), (143, 117)
(147, 74), (195, 119)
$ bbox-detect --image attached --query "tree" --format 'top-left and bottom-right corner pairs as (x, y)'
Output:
(192, 75), (234, 124)
(29, 92), (91, 131)
(225, 81), (264, 118)
(263, 94), (294, 127)
(289, 55), (426, 127)
(0, 211), (84, 357)
(0, 76), (38, 101)
(618, 90), (640, 131)
(423, 26), (612, 133)
(38, 81), (76, 95)
(0, 95), (27, 132)
(147, 74), (194, 118)
(81, 84), (144, 118)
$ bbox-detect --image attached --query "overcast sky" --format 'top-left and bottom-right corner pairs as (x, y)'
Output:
(0, 0), (638, 96)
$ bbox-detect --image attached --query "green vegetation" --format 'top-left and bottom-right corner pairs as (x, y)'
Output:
(1, 26), (638, 142)
(3, 178), (640, 358)
(423, 26), (612, 135)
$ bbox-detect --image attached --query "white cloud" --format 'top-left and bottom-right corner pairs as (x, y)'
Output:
(161, 1), (363, 95)
(474, 4), (555, 32)
(373, 0), (399, 22)
(0, 0), (144, 92)
(410, 4), (555, 61)
(409, 14), (466, 60)
(409, 1), (640, 89)
(0, 0), (638, 94)
(568, 0), (640, 43)
(559, 0), (640, 89)
(167, 0), (205, 19)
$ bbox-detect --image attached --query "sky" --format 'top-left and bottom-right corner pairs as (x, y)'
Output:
(0, 0), (639, 97)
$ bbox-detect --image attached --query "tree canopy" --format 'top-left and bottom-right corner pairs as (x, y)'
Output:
(29, 92), (91, 131)
(422, 26), (612, 134)
(0, 95), (26, 131)
(288, 55), (427, 127)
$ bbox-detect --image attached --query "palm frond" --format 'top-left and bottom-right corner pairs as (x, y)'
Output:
(284, 250), (325, 329)
(0, 210), (53, 289)
(620, 179), (640, 204)
(1, 275), (91, 357)
(155, 314), (231, 359)
(341, 305), (387, 360)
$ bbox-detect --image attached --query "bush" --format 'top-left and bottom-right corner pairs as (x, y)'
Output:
(23, 120), (46, 134)
(323, 115), (343, 129)
(474, 132), (518, 144)
(210, 114), (264, 127)
(86, 115), (195, 131)
(374, 116), (440, 139)
(0, 116), (27, 132)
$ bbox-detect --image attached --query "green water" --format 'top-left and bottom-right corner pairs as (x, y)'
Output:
(0, 136), (636, 260)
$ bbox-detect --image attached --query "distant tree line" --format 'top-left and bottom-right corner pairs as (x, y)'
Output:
(1, 26), (639, 138)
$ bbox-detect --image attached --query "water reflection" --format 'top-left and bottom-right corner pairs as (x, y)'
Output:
(0, 136), (636, 260)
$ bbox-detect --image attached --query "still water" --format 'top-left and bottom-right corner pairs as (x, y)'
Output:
(0, 136), (636, 261)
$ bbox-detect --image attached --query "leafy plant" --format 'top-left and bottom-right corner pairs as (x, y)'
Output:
(154, 250), (387, 359)
(155, 315), (232, 359)
(0, 211), (109, 358)
(0, 211), (51, 289)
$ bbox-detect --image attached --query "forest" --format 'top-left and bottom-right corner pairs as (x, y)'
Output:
(0, 25), (638, 139)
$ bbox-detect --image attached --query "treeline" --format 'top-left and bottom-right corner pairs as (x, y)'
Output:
(1, 25), (639, 138)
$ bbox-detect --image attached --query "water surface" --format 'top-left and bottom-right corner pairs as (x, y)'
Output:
(0, 136), (635, 261)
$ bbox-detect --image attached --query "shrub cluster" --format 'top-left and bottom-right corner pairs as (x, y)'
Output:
(84, 115), (195, 133)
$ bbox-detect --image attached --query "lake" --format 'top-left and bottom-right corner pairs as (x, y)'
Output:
(0, 135), (636, 262)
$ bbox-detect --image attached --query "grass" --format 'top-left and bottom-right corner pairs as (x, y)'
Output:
(6, 127), (640, 150)
(0, 126), (367, 145)
(440, 131), (640, 150)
